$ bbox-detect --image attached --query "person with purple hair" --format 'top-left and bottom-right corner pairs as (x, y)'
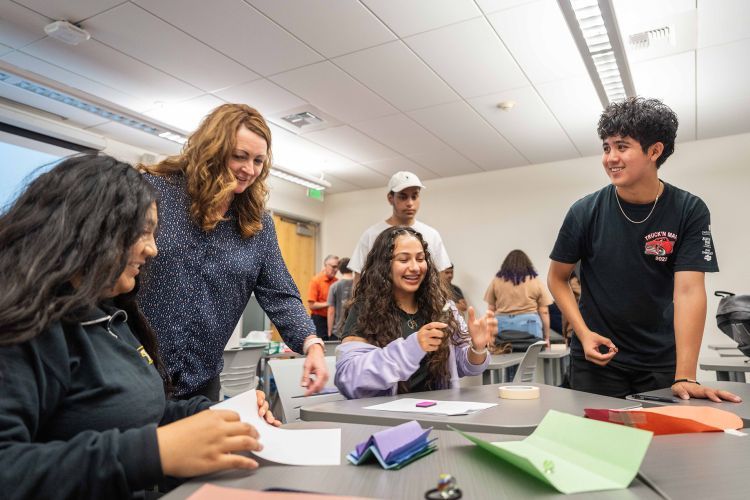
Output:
(484, 250), (553, 347)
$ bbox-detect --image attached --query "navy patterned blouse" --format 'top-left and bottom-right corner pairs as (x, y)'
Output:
(138, 173), (314, 396)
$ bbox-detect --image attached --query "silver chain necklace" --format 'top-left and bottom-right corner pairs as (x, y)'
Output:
(615, 182), (662, 224)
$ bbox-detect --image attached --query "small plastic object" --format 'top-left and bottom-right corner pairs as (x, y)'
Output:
(425, 473), (462, 499)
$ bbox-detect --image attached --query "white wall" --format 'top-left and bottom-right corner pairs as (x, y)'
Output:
(322, 132), (750, 362)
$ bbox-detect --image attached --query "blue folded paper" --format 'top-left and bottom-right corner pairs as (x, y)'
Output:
(347, 420), (437, 470)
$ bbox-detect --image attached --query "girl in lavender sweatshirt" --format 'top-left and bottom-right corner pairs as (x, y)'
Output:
(334, 226), (495, 399)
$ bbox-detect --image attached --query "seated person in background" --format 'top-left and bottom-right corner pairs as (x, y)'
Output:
(327, 257), (354, 339)
(334, 226), (494, 399)
(484, 249), (553, 347)
(442, 264), (468, 313)
(0, 154), (279, 499)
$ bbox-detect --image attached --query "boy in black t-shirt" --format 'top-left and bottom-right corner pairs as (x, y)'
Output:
(548, 97), (740, 402)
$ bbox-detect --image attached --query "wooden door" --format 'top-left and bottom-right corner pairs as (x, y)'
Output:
(271, 214), (316, 341)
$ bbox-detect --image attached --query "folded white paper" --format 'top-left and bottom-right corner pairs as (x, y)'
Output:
(364, 398), (497, 416)
(212, 390), (341, 465)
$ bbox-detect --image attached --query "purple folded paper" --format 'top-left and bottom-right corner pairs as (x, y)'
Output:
(355, 420), (432, 462)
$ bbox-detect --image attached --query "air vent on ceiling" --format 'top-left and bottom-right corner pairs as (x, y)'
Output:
(268, 105), (341, 135)
(281, 110), (324, 129)
(629, 26), (671, 50)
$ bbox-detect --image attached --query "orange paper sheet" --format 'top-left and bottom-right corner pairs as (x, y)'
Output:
(584, 406), (743, 435)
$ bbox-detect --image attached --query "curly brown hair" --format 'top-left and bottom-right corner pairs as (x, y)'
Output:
(349, 226), (467, 390)
(140, 103), (271, 237)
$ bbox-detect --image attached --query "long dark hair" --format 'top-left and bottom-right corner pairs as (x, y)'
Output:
(0, 153), (168, 383)
(349, 226), (464, 389)
(496, 249), (538, 285)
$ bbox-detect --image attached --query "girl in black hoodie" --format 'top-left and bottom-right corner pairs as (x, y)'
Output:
(0, 154), (278, 499)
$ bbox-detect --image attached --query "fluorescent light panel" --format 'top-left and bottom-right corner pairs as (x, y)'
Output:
(558, 0), (635, 106)
(270, 165), (330, 191)
(0, 69), (188, 145)
(1, 69), (332, 190)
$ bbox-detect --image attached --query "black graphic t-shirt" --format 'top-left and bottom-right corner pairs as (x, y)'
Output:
(550, 182), (719, 371)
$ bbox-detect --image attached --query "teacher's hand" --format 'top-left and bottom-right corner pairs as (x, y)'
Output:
(301, 343), (329, 396)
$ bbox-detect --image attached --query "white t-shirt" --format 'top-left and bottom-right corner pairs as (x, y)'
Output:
(348, 219), (452, 273)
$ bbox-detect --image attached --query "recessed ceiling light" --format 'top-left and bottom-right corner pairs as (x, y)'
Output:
(496, 100), (516, 111)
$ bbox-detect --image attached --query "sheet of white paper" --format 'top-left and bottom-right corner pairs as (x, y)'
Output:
(212, 390), (341, 465)
(363, 398), (497, 416)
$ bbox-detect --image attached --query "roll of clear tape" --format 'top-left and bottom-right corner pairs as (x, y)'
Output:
(498, 385), (540, 400)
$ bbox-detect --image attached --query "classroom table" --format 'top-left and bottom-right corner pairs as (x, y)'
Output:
(300, 383), (640, 435)
(625, 381), (750, 427)
(638, 427), (750, 500)
(717, 349), (747, 358)
(699, 356), (750, 382)
(164, 422), (661, 500)
(538, 347), (570, 386)
(485, 348), (570, 386)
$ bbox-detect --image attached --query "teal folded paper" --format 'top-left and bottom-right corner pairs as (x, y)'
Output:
(451, 410), (653, 494)
(348, 420), (436, 470)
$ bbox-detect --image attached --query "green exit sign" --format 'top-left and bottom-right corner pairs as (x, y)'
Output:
(307, 188), (324, 201)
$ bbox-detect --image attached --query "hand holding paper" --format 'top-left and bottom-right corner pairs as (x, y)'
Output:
(212, 390), (341, 466)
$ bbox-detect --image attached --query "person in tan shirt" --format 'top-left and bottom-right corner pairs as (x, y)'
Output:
(484, 250), (553, 347)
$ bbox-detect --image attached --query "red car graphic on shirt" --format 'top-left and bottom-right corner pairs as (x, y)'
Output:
(645, 237), (674, 256)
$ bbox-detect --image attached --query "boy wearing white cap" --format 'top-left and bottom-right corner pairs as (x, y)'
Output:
(349, 171), (451, 282)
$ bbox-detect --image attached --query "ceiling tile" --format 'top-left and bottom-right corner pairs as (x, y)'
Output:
(214, 79), (306, 116)
(88, 120), (182, 155)
(270, 124), (360, 178)
(352, 114), (446, 156)
(631, 51), (696, 142)
(318, 172), (362, 193)
(362, 0), (481, 38)
(133, 0), (322, 76)
(323, 163), (388, 189)
(20, 38), (203, 105)
(468, 87), (579, 164)
(84, 3), (258, 93)
(2, 50), (153, 112)
(271, 61), (397, 123)
(0, 0), (48, 48)
(333, 40), (459, 111)
(408, 147), (483, 177)
(361, 156), (438, 181)
(697, 38), (750, 139)
(697, 0), (750, 48)
(0, 42), (13, 57)
(475, 0), (538, 15)
(142, 94), (225, 133)
(304, 125), (399, 163)
(13, 0), (123, 22)
(409, 100), (527, 170)
(535, 76), (603, 156)
(249, 0), (394, 58)
(487, 0), (587, 85)
(405, 17), (528, 98)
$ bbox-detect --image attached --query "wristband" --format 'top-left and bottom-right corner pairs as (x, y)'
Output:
(303, 336), (325, 355)
(469, 342), (489, 355)
(672, 378), (700, 385)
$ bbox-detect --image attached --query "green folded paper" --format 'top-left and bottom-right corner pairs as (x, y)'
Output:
(450, 410), (653, 495)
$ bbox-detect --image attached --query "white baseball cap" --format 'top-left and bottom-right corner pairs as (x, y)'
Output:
(387, 171), (426, 193)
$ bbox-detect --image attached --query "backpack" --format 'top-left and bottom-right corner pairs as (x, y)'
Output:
(715, 291), (750, 357)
